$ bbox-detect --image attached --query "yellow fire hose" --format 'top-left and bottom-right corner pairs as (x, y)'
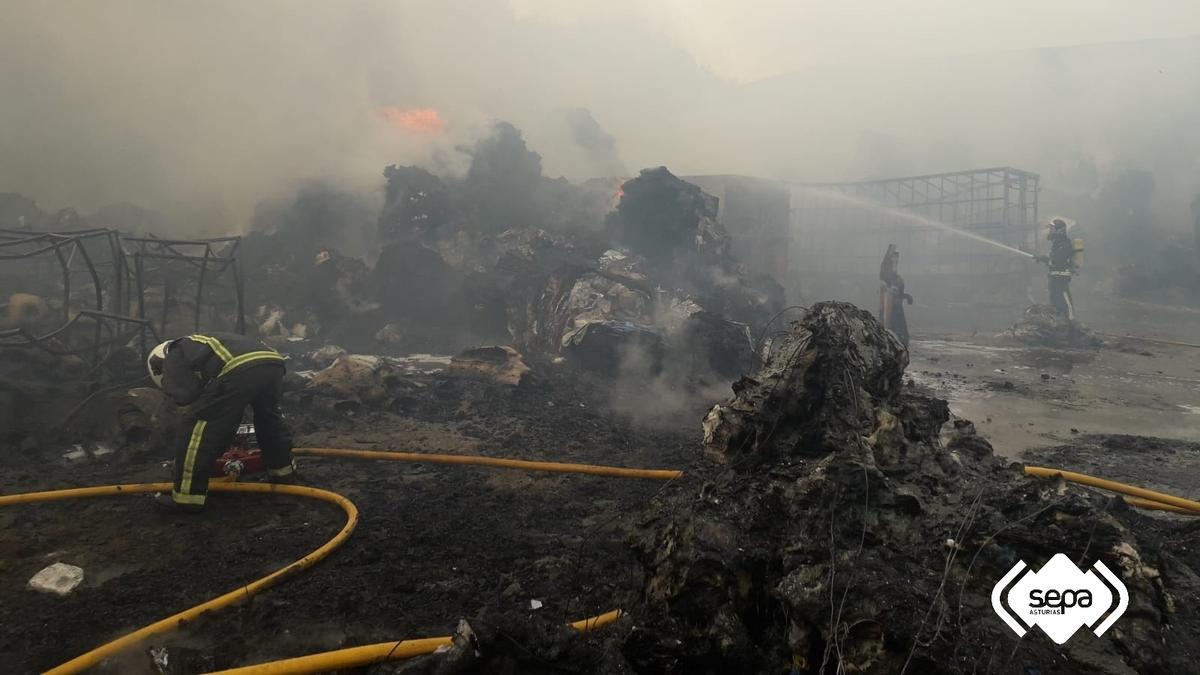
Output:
(0, 482), (358, 675)
(293, 447), (683, 480)
(9, 456), (1189, 674)
(1, 451), (657, 674)
(1024, 466), (1200, 515)
(205, 609), (624, 675)
(1122, 496), (1200, 515)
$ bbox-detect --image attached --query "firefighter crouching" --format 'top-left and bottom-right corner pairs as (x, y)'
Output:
(146, 332), (297, 512)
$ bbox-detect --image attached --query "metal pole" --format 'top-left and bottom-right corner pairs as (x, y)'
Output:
(194, 245), (211, 331)
(231, 255), (246, 334)
(53, 244), (70, 325)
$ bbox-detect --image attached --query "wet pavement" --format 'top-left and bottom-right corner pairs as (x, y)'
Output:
(908, 335), (1200, 459)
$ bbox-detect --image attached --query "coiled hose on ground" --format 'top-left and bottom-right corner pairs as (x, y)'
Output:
(0, 481), (358, 675)
(2, 450), (675, 674)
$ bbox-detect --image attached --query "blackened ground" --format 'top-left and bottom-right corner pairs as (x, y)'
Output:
(0, 365), (702, 674)
(1023, 434), (1200, 503)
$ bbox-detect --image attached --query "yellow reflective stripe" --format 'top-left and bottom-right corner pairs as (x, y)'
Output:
(189, 334), (233, 362)
(171, 490), (206, 505)
(218, 350), (284, 378)
(179, 419), (208, 496)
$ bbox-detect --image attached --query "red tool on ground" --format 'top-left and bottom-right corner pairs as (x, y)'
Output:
(213, 423), (264, 477)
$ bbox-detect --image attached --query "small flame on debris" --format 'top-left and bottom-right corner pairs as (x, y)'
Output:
(379, 107), (445, 134)
(612, 178), (626, 206)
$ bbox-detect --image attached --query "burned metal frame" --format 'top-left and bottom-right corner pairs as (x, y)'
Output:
(788, 167), (1040, 278)
(0, 229), (243, 370)
(0, 228), (154, 368)
(0, 228), (128, 319)
(0, 309), (158, 375)
(124, 235), (246, 337)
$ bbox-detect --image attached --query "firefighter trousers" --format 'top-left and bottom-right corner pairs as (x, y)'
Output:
(172, 362), (294, 505)
(1049, 276), (1074, 321)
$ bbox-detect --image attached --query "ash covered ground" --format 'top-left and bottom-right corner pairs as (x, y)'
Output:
(3, 124), (1200, 674)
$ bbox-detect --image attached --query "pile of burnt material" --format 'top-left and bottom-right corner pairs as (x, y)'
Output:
(241, 122), (781, 382)
(996, 304), (1103, 349)
(618, 301), (1200, 674)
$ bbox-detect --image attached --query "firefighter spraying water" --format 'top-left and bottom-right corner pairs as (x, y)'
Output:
(1034, 218), (1084, 321)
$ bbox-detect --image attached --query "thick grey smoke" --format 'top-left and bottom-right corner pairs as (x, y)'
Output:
(0, 1), (1197, 232)
(564, 108), (626, 177)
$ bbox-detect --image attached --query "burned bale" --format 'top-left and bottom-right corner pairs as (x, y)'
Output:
(257, 305), (315, 342)
(506, 266), (585, 357)
(448, 346), (530, 386)
(626, 301), (1200, 674)
(533, 174), (614, 234)
(113, 387), (178, 454)
(490, 226), (589, 278)
(562, 273), (652, 339)
(597, 248), (649, 285)
(688, 270), (783, 328)
(374, 323), (405, 348)
(608, 167), (730, 268)
(603, 167), (783, 332)
(478, 228), (592, 353)
(246, 245), (374, 348)
(306, 354), (401, 407)
(245, 182), (375, 264)
(996, 304), (1104, 348)
(52, 386), (178, 459)
(371, 242), (456, 317)
(564, 321), (663, 375)
(306, 249), (373, 335)
(461, 121), (545, 232)
(367, 242), (473, 350)
(379, 165), (458, 243)
(0, 292), (48, 330)
(240, 183), (379, 344)
(309, 344), (348, 369)
(670, 311), (754, 380)
(702, 301), (907, 462)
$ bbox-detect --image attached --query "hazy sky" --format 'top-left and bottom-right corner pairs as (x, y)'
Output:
(511, 0), (1200, 81)
(1, 1), (1197, 230)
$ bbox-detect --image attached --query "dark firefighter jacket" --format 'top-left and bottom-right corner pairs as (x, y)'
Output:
(161, 332), (284, 406)
(1047, 232), (1075, 276)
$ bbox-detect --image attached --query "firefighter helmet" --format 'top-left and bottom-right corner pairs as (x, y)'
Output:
(147, 341), (171, 387)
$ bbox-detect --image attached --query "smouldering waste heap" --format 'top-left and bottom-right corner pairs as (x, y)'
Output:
(620, 302), (1200, 674)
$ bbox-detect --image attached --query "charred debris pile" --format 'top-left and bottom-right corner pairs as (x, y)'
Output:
(241, 123), (782, 383)
(996, 304), (1105, 349)
(0, 122), (782, 457)
(607, 302), (1200, 674)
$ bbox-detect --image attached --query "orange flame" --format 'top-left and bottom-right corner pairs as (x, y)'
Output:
(379, 107), (445, 134)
